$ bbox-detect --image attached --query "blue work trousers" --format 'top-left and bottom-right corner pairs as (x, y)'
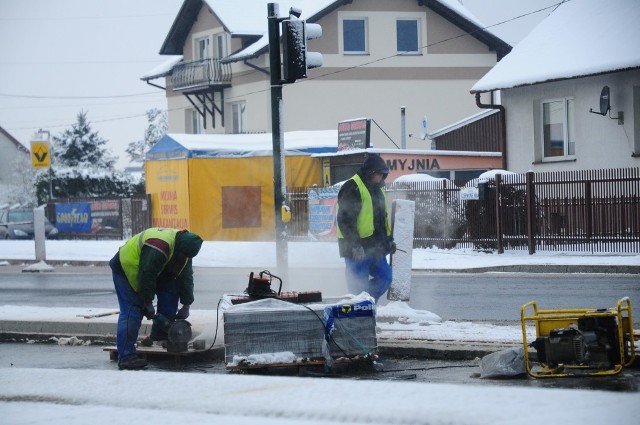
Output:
(110, 255), (143, 363)
(344, 255), (393, 303)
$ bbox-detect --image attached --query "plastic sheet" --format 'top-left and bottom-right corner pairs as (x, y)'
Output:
(479, 347), (526, 379)
(223, 295), (377, 366)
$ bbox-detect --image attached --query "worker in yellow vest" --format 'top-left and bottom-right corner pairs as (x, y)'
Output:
(109, 228), (203, 370)
(337, 154), (396, 302)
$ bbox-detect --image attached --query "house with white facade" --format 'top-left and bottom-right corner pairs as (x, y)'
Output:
(471, 0), (640, 173)
(0, 126), (31, 205)
(142, 0), (511, 151)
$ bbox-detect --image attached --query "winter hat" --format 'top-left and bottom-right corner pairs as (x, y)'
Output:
(361, 154), (389, 177)
(175, 231), (203, 258)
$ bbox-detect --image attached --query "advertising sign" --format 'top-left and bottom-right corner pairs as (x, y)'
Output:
(460, 187), (479, 201)
(308, 186), (340, 240)
(90, 200), (121, 235)
(30, 140), (51, 169)
(147, 160), (190, 229)
(55, 203), (92, 233)
(337, 118), (370, 151)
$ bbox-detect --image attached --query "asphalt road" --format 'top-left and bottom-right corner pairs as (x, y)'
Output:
(1, 266), (638, 325)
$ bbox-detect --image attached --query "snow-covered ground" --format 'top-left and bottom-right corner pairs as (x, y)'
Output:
(1, 239), (639, 424)
(1, 239), (639, 270)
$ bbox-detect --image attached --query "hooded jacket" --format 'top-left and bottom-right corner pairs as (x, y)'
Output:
(336, 155), (392, 258)
(119, 228), (203, 304)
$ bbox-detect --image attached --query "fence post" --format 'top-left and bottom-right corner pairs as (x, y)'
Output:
(585, 180), (592, 242)
(442, 179), (448, 248)
(495, 173), (504, 253)
(526, 171), (536, 254)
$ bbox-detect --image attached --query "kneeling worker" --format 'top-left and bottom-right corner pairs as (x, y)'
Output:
(110, 227), (203, 370)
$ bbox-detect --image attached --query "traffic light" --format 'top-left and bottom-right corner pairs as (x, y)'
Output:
(281, 18), (322, 83)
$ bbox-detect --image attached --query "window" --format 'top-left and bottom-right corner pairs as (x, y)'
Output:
(195, 36), (209, 60)
(542, 98), (575, 159)
(215, 33), (228, 59)
(396, 19), (420, 54)
(186, 109), (203, 134)
(343, 18), (367, 54)
(232, 102), (246, 134)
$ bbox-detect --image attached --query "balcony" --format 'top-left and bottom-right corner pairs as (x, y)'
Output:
(171, 58), (232, 91)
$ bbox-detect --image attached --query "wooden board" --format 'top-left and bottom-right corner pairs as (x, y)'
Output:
(226, 355), (374, 371)
(103, 345), (212, 362)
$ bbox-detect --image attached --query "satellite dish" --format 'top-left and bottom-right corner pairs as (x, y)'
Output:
(599, 86), (610, 115)
(420, 115), (428, 140)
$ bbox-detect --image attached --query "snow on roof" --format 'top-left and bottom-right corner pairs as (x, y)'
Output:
(393, 174), (449, 184)
(472, 0), (640, 93)
(218, 0), (336, 62)
(313, 148), (501, 158)
(146, 130), (337, 160)
(464, 169), (520, 188)
(432, 0), (489, 32)
(140, 56), (183, 80)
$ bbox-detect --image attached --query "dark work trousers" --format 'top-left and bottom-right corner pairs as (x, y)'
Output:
(150, 279), (180, 340)
(110, 254), (143, 363)
(344, 255), (393, 303)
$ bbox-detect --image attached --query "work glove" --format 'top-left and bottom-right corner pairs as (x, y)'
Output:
(176, 305), (190, 320)
(389, 241), (397, 255)
(351, 245), (366, 261)
(142, 302), (155, 320)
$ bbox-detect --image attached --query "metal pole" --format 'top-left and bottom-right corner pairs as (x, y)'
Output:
(268, 3), (289, 278)
(39, 130), (53, 201)
(400, 106), (406, 149)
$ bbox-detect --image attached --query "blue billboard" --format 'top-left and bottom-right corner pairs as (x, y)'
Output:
(55, 203), (92, 233)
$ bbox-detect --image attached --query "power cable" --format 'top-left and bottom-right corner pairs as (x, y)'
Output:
(2, 2), (567, 132)
(370, 119), (400, 149)
(0, 92), (162, 100)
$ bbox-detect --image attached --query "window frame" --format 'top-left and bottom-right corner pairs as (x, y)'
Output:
(188, 109), (203, 134)
(342, 17), (368, 55)
(540, 97), (575, 161)
(214, 32), (228, 59)
(231, 102), (246, 134)
(194, 36), (210, 60)
(396, 18), (421, 55)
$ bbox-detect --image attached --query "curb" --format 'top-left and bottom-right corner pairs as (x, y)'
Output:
(0, 319), (505, 361)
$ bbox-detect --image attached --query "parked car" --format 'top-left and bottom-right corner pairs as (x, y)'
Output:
(0, 209), (59, 240)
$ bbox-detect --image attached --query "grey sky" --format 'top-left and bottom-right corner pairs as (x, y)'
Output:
(0, 0), (558, 170)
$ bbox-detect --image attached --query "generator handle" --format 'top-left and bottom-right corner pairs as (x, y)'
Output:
(260, 270), (283, 296)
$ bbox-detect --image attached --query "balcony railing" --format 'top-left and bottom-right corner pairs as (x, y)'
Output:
(171, 58), (232, 90)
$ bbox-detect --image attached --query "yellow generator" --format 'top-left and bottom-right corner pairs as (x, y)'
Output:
(521, 297), (635, 378)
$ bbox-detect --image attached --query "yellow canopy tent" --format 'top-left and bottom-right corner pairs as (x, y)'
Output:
(145, 131), (336, 240)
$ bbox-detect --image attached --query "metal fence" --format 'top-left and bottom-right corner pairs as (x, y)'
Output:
(46, 194), (151, 240)
(286, 167), (640, 253)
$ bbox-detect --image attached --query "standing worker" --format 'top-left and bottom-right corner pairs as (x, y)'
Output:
(109, 228), (203, 370)
(337, 154), (396, 303)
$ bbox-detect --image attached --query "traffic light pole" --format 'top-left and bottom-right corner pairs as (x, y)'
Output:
(267, 3), (289, 279)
